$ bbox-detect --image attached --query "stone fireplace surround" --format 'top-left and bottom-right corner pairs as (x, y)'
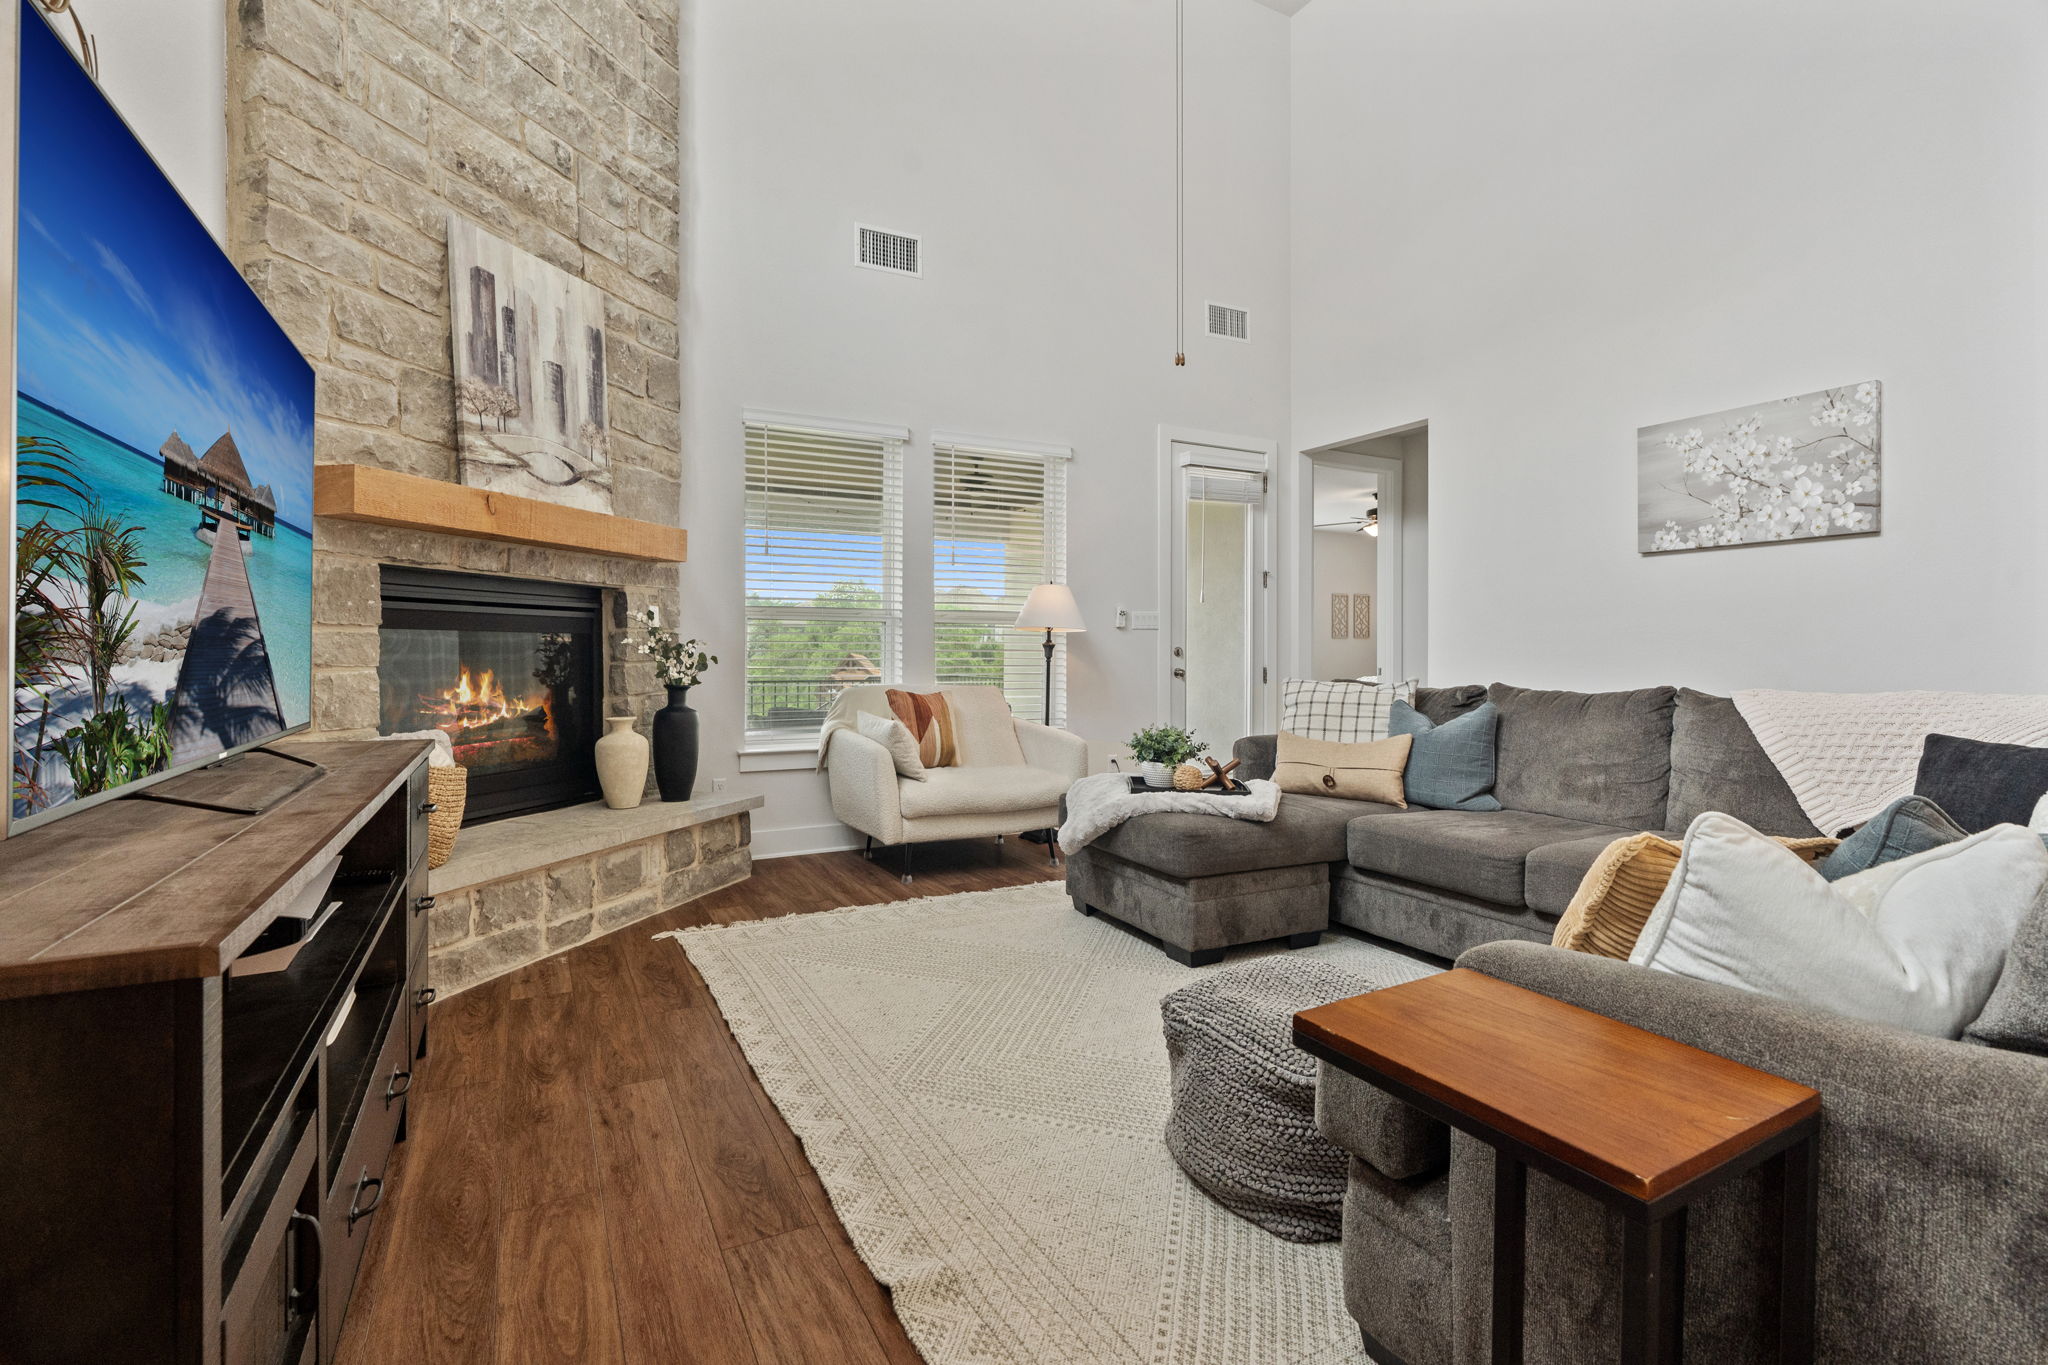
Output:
(223, 0), (739, 992)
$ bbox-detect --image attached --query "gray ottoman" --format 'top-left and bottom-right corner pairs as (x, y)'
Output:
(1162, 957), (1412, 1242)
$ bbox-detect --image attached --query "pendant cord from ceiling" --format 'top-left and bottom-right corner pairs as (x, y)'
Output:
(1173, 0), (1186, 367)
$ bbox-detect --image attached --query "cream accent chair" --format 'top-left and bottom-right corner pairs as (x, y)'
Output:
(823, 684), (1088, 881)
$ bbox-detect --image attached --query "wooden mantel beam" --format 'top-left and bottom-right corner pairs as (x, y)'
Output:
(313, 463), (687, 564)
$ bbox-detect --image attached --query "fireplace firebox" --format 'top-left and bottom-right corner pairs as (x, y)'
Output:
(377, 567), (604, 823)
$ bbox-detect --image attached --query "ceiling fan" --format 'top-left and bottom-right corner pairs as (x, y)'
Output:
(1314, 505), (1379, 536)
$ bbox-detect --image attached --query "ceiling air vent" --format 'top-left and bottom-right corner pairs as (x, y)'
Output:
(1206, 302), (1249, 341)
(857, 224), (921, 277)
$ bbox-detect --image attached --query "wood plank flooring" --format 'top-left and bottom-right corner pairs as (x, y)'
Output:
(335, 836), (1064, 1365)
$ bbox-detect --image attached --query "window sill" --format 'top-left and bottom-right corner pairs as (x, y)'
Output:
(738, 747), (819, 773)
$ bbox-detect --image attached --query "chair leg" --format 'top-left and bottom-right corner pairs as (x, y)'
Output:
(901, 842), (914, 884)
(1046, 832), (1058, 864)
(1287, 931), (1321, 949)
(863, 835), (873, 861)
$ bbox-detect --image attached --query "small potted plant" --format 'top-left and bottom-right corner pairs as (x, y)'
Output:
(1127, 724), (1207, 789)
(636, 606), (717, 801)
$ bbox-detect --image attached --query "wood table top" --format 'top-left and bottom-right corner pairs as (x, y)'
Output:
(0, 740), (426, 1000)
(1294, 968), (1820, 1203)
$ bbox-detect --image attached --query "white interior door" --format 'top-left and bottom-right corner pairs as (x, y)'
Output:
(1168, 445), (1268, 750)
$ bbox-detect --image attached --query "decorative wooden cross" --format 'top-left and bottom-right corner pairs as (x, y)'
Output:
(1198, 757), (1244, 792)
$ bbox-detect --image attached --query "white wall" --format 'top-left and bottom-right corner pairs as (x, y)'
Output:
(1291, 0), (2048, 695)
(1311, 529), (1375, 678)
(63, 0), (227, 240)
(681, 0), (1293, 854)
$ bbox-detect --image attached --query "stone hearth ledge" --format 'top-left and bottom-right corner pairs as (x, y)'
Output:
(426, 795), (764, 995)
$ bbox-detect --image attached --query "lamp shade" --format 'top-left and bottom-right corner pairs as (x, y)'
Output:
(1014, 583), (1085, 632)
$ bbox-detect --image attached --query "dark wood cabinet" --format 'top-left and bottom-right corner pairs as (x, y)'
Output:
(0, 741), (433, 1365)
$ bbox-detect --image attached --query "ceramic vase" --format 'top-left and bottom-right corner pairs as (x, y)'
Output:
(1137, 760), (1173, 789)
(653, 684), (700, 801)
(595, 715), (650, 809)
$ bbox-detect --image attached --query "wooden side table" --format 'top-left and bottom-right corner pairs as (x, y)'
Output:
(1295, 968), (1820, 1365)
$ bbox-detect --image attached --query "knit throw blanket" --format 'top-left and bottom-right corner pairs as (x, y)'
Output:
(1057, 771), (1282, 851)
(1731, 689), (2048, 836)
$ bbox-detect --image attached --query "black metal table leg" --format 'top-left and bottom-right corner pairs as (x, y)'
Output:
(1768, 1136), (1819, 1364)
(1492, 1150), (1526, 1364)
(1622, 1206), (1687, 1364)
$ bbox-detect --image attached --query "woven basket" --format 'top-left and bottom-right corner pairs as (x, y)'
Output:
(426, 765), (468, 869)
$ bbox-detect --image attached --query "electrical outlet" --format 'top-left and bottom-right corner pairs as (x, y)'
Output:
(712, 777), (727, 793)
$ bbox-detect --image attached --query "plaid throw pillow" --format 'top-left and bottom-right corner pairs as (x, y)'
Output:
(1280, 678), (1416, 743)
(886, 689), (958, 768)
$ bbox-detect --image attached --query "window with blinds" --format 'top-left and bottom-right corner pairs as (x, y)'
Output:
(932, 439), (1070, 723)
(744, 417), (905, 747)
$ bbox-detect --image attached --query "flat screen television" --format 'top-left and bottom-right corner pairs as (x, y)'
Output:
(5, 0), (315, 834)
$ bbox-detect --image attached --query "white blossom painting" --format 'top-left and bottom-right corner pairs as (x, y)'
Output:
(447, 216), (614, 513)
(1638, 382), (1881, 553)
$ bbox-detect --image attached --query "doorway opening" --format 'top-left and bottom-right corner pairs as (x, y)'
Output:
(1311, 465), (1380, 681)
(1294, 423), (1428, 685)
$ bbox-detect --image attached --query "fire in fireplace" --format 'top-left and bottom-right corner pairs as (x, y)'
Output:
(377, 567), (604, 822)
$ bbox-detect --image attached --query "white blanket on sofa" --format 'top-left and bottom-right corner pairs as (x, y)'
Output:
(1056, 771), (1282, 852)
(1731, 689), (2048, 836)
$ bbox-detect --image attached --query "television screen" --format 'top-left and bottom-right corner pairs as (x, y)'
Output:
(9, 0), (315, 829)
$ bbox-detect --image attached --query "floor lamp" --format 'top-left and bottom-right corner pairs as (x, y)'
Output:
(1013, 583), (1085, 726)
(1014, 584), (1084, 849)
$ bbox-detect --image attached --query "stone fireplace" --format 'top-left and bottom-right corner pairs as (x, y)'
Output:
(225, 0), (752, 995)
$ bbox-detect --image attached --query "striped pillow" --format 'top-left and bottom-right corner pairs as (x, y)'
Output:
(1279, 678), (1416, 743)
(1554, 832), (1841, 959)
(886, 689), (958, 768)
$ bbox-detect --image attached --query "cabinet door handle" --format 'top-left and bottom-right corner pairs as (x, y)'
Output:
(288, 1209), (323, 1308)
(347, 1171), (383, 1225)
(415, 986), (438, 1008)
(385, 1068), (413, 1104)
(419, 801), (439, 814)
(415, 895), (437, 914)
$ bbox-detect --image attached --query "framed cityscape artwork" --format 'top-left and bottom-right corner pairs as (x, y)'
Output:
(447, 216), (615, 513)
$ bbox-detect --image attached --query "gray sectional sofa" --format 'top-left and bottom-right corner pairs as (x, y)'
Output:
(1065, 683), (1821, 965)
(1066, 681), (2048, 1361)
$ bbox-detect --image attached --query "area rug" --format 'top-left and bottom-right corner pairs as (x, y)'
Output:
(663, 881), (1438, 1365)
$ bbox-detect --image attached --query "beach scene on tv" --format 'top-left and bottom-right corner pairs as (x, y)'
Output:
(10, 4), (313, 823)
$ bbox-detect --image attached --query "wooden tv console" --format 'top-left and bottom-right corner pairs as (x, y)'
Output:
(0, 740), (437, 1365)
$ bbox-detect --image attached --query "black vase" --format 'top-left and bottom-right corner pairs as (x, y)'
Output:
(652, 684), (700, 801)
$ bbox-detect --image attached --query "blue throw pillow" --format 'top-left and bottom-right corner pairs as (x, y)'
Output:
(1816, 794), (1968, 881)
(1389, 698), (1502, 811)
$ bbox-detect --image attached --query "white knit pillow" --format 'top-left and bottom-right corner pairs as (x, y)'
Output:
(1279, 678), (1415, 743)
(1631, 811), (2048, 1037)
(857, 710), (927, 781)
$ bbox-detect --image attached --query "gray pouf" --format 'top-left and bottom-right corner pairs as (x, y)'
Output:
(1161, 957), (1405, 1242)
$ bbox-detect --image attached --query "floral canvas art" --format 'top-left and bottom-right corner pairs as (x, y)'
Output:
(1638, 382), (1881, 553)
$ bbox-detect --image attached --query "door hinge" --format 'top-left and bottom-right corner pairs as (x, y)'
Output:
(1262, 570), (1271, 588)
(1261, 666), (1269, 684)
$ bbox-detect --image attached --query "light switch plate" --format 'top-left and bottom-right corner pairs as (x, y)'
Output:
(1127, 609), (1161, 631)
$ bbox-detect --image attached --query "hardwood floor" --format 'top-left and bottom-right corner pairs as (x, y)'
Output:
(336, 836), (1065, 1365)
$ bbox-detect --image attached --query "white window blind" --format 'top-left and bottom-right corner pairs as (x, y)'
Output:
(932, 439), (1070, 724)
(744, 417), (905, 747)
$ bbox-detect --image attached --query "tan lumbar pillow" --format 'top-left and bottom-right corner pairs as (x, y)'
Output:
(1273, 731), (1412, 806)
(1553, 832), (1839, 959)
